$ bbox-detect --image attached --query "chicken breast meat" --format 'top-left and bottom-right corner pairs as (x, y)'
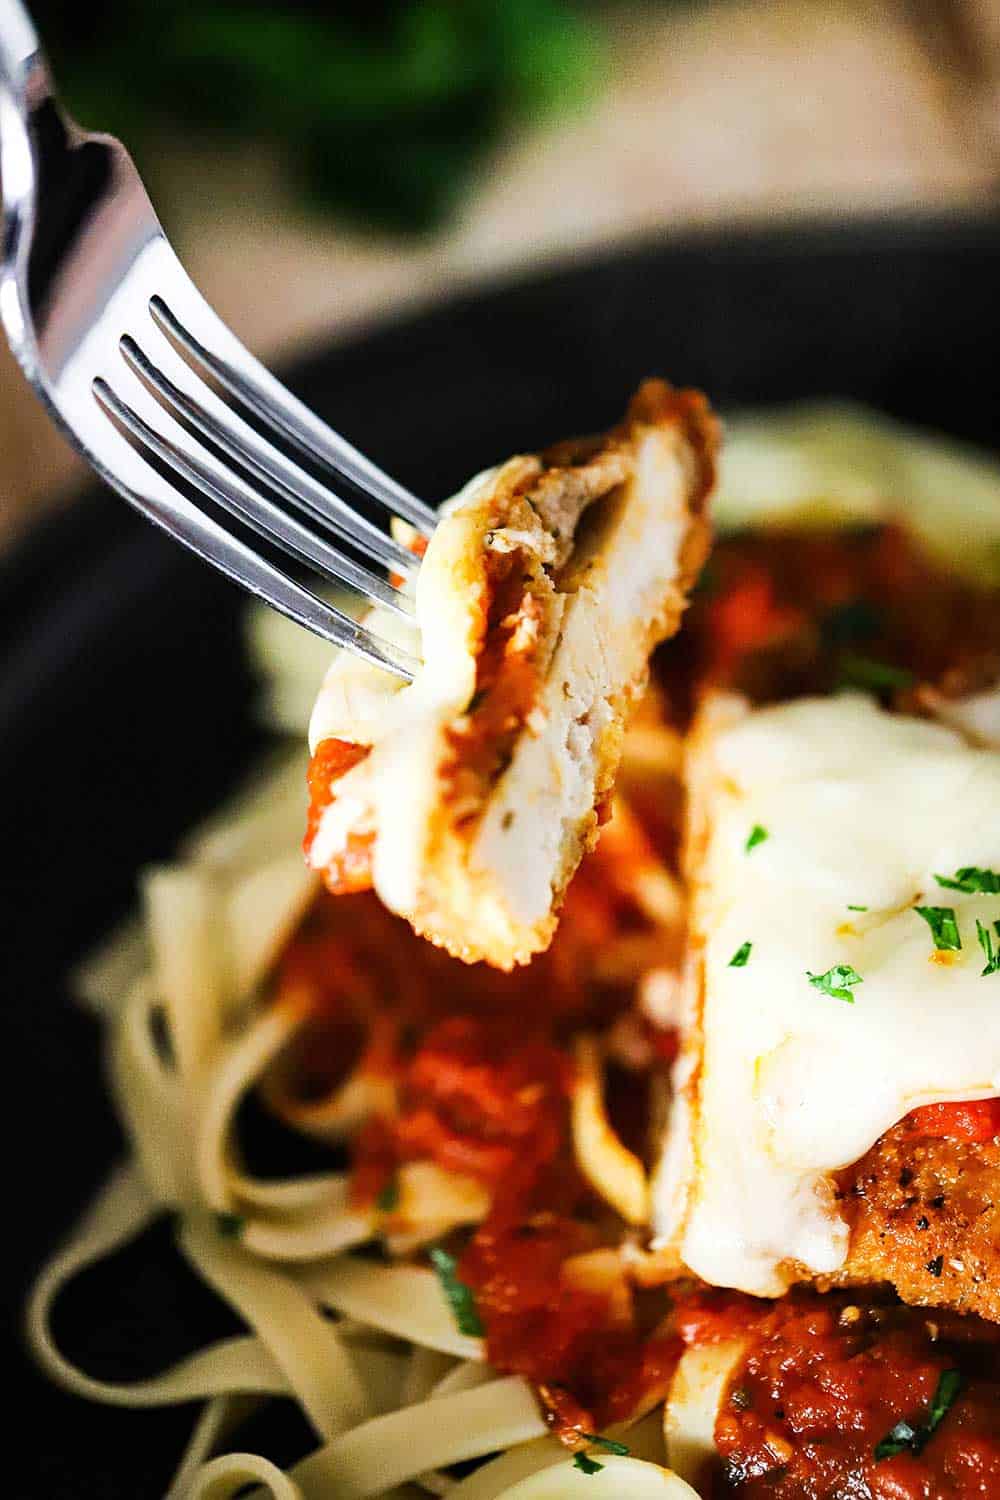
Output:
(305, 379), (717, 968)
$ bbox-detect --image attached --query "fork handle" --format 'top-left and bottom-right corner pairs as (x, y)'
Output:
(0, 0), (42, 92)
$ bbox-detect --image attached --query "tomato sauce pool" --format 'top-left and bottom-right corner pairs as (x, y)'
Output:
(709, 1291), (1000, 1499)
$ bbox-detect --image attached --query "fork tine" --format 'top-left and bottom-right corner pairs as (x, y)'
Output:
(122, 326), (419, 613)
(93, 369), (417, 625)
(119, 330), (421, 581)
(88, 385), (419, 680)
(149, 289), (438, 537)
(0, 9), (429, 682)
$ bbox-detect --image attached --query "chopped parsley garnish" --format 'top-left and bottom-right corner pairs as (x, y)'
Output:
(745, 824), (769, 853)
(976, 919), (1000, 977)
(729, 941), (752, 968)
(215, 1212), (244, 1239)
(914, 905), (961, 952)
(693, 560), (719, 599)
(429, 1247), (483, 1337)
(935, 866), (1000, 895)
(376, 1176), (400, 1213)
(821, 598), (882, 647)
(807, 964), (863, 1003)
(582, 1434), (630, 1456)
(875, 1417), (921, 1461)
(573, 1454), (604, 1475)
(847, 904), (868, 912)
(874, 1368), (963, 1462)
(836, 654), (914, 694)
(926, 1369), (964, 1427)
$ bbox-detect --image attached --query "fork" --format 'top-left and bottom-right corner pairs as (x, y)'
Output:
(0, 0), (435, 680)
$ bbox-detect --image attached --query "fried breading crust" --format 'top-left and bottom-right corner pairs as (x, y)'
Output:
(307, 380), (717, 969)
(827, 1123), (1000, 1323)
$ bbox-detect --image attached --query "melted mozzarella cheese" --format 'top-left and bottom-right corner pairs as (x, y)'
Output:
(652, 693), (1000, 1297)
(926, 682), (1000, 749)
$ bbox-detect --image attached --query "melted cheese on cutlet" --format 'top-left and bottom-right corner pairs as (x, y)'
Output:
(652, 693), (1000, 1297)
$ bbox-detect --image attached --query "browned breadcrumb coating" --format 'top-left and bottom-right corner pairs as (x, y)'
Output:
(409, 380), (716, 967)
(826, 1124), (1000, 1323)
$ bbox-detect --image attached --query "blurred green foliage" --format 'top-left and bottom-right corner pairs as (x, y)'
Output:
(40, 0), (605, 233)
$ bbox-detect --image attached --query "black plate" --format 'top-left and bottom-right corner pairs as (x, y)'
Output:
(6, 213), (1000, 1496)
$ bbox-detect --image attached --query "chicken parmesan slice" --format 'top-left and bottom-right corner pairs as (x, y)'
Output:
(651, 692), (1000, 1314)
(305, 380), (716, 969)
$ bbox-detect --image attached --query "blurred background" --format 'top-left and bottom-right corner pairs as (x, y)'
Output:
(2, 0), (999, 547)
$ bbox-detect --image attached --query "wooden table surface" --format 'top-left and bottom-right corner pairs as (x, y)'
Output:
(2, 0), (997, 549)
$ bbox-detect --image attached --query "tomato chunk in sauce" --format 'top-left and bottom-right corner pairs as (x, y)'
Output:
(712, 1291), (1000, 1500)
(303, 738), (374, 894)
(670, 523), (1000, 712)
(372, 1015), (572, 1189)
(904, 1099), (1000, 1145)
(460, 1164), (681, 1437)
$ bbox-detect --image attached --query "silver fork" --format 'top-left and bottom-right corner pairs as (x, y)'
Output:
(0, 0), (435, 680)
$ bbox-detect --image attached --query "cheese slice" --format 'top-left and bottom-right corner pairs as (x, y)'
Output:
(652, 692), (1000, 1297)
(923, 680), (1000, 749)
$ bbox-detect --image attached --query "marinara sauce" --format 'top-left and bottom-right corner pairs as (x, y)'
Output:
(711, 1291), (1000, 1499)
(665, 522), (1000, 715)
(459, 1160), (681, 1436)
(303, 738), (373, 893)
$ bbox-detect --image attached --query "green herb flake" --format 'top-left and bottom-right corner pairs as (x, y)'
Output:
(874, 1368), (963, 1462)
(847, 904), (868, 912)
(926, 1368), (964, 1430)
(215, 1212), (244, 1239)
(836, 654), (914, 694)
(934, 866), (1000, 895)
(573, 1454), (604, 1476)
(745, 825), (769, 854)
(914, 906), (962, 952)
(693, 560), (719, 599)
(874, 1419), (920, 1463)
(807, 964), (864, 1003)
(729, 941), (753, 968)
(376, 1176), (400, 1213)
(820, 597), (883, 648)
(429, 1247), (483, 1338)
(582, 1434), (630, 1456)
(976, 919), (1000, 977)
